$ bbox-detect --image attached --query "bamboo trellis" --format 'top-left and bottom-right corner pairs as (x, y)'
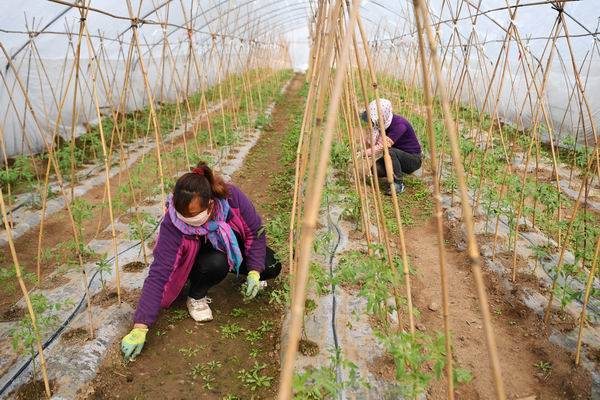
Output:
(0, 1), (598, 399)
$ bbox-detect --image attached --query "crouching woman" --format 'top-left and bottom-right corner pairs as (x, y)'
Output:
(121, 161), (281, 360)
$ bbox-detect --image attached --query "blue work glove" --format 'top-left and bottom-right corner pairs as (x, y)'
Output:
(244, 270), (261, 299)
(121, 327), (148, 361)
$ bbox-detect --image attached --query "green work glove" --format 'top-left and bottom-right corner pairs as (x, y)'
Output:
(244, 270), (261, 299)
(121, 327), (148, 361)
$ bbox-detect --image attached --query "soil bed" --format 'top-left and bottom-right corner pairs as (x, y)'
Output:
(62, 327), (91, 345)
(410, 215), (592, 399)
(0, 305), (25, 322)
(91, 288), (142, 308)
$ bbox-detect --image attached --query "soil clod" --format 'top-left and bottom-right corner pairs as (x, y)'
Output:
(122, 261), (148, 273)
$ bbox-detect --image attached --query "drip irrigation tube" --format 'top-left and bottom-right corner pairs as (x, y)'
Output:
(323, 187), (344, 399)
(0, 218), (161, 398)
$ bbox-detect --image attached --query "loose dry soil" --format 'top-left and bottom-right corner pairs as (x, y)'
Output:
(405, 214), (592, 399)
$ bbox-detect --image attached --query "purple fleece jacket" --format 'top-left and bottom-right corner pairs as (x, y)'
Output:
(133, 184), (265, 326)
(386, 115), (421, 155)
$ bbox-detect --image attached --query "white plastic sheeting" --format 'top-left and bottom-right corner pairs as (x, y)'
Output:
(360, 0), (599, 145)
(1, 1), (597, 158)
(0, 0), (306, 159)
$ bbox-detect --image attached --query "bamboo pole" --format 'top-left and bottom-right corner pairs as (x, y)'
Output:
(413, 5), (454, 398)
(575, 236), (600, 366)
(356, 8), (415, 334)
(124, 0), (167, 205)
(342, 74), (372, 249)
(83, 29), (122, 303)
(278, 1), (360, 398)
(350, 33), (386, 247)
(414, 1), (506, 398)
(0, 188), (52, 399)
(67, 2), (88, 201)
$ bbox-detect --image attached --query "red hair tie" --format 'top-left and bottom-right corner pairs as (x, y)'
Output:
(191, 167), (205, 176)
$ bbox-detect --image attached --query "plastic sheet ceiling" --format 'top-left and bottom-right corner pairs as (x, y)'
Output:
(358, 0), (599, 145)
(0, 0), (314, 158)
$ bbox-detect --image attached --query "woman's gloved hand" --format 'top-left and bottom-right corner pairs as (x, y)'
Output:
(244, 270), (261, 299)
(121, 327), (148, 360)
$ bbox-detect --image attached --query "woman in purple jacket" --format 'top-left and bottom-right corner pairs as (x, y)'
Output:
(361, 98), (422, 194)
(121, 161), (281, 360)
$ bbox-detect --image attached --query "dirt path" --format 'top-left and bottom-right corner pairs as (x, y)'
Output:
(82, 74), (305, 400)
(405, 216), (591, 399)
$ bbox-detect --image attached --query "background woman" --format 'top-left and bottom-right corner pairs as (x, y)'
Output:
(361, 98), (422, 194)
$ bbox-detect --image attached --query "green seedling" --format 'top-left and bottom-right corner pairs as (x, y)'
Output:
(95, 255), (112, 291)
(206, 360), (222, 370)
(534, 361), (552, 379)
(237, 362), (273, 392)
(309, 262), (331, 296)
(0, 266), (35, 295)
(10, 294), (69, 381)
(245, 330), (262, 346)
(293, 347), (369, 399)
(178, 346), (199, 358)
(190, 360), (222, 390)
(230, 307), (248, 318)
(220, 323), (244, 339)
(127, 212), (157, 242)
(377, 330), (471, 397)
(249, 348), (260, 358)
(257, 320), (273, 334)
(71, 198), (94, 239)
(168, 309), (188, 323)
(305, 298), (317, 315)
(268, 282), (290, 307)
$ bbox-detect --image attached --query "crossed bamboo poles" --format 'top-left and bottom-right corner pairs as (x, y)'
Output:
(281, 1), (596, 400)
(281, 0), (493, 398)
(0, 1), (292, 396)
(1, 0), (598, 399)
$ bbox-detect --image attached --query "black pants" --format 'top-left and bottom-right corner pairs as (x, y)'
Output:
(376, 147), (422, 184)
(188, 233), (282, 299)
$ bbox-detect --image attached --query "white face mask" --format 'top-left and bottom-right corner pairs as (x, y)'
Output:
(177, 207), (210, 227)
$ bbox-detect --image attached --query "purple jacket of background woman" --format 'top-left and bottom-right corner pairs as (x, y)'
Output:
(133, 184), (265, 326)
(385, 115), (421, 155)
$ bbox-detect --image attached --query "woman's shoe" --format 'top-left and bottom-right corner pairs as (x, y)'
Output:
(384, 182), (405, 195)
(186, 296), (213, 322)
